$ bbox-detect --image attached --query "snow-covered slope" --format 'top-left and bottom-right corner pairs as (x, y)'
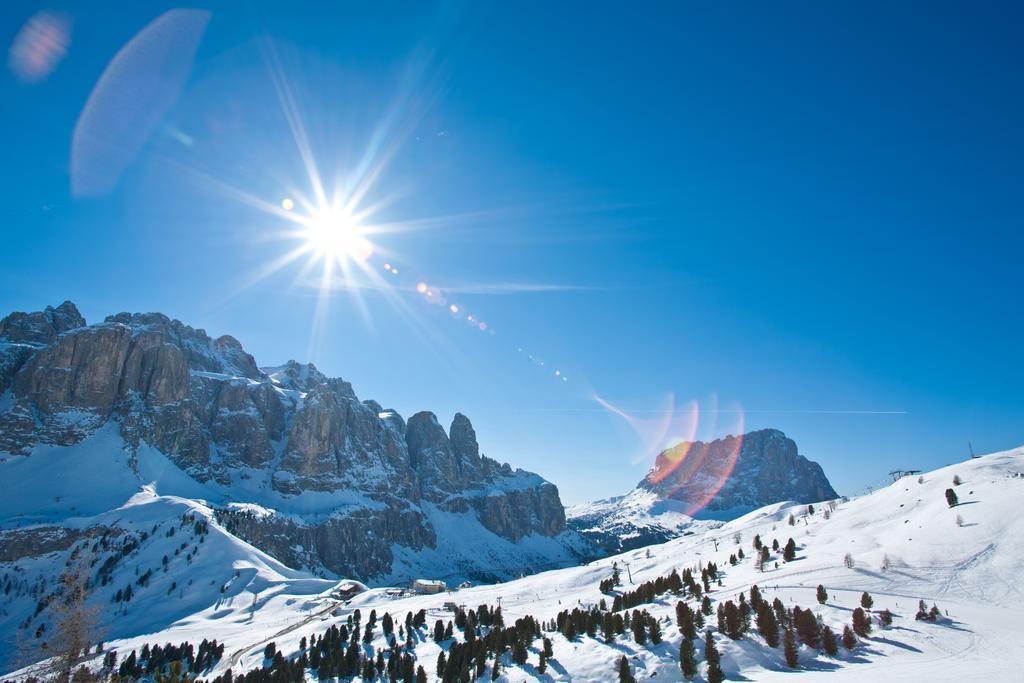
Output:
(9, 445), (1020, 680)
(567, 489), (722, 556)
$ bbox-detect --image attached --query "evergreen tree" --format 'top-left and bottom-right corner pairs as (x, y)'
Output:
(436, 652), (446, 678)
(783, 538), (797, 562)
(491, 657), (500, 681)
(822, 626), (838, 656)
(416, 665), (428, 683)
(860, 592), (873, 610)
(705, 630), (725, 683)
(852, 608), (872, 637)
(842, 625), (857, 649)
(945, 488), (959, 507)
(723, 601), (743, 640)
(816, 585), (828, 604)
(631, 613), (647, 644)
(755, 603), (779, 648)
(757, 545), (770, 571)
(784, 626), (799, 668)
(701, 595), (713, 616)
(679, 638), (697, 680)
(677, 602), (697, 640)
(795, 608), (821, 648)
(617, 655), (636, 683)
(648, 616), (663, 644)
(538, 651), (547, 674)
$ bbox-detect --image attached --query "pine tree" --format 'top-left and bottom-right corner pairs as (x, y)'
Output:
(852, 608), (872, 637)
(491, 657), (500, 681)
(617, 655), (636, 683)
(538, 651), (547, 674)
(705, 630), (725, 683)
(816, 585), (828, 604)
(416, 665), (428, 683)
(648, 616), (663, 644)
(822, 626), (838, 655)
(677, 603), (696, 640)
(783, 538), (797, 562)
(784, 626), (799, 668)
(631, 613), (647, 644)
(756, 545), (769, 571)
(436, 651), (446, 678)
(680, 638), (697, 680)
(756, 603), (779, 648)
(945, 488), (959, 507)
(860, 592), (873, 610)
(701, 595), (713, 616)
(842, 625), (857, 649)
(796, 608), (820, 648)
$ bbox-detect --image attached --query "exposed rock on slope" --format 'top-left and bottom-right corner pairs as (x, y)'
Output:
(641, 428), (838, 514)
(0, 302), (582, 582)
(569, 429), (837, 554)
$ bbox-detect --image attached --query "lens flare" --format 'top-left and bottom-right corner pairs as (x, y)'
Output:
(8, 11), (70, 83)
(595, 393), (745, 516)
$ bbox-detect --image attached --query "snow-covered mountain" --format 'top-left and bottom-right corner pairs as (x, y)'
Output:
(7, 442), (1021, 681)
(567, 489), (722, 557)
(569, 429), (838, 554)
(0, 301), (587, 591)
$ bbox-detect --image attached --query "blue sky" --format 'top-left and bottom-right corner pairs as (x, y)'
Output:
(1, 1), (1022, 503)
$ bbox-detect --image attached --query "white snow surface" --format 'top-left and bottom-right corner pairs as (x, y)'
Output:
(6, 445), (1023, 680)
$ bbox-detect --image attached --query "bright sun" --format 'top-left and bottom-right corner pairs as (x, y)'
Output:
(304, 208), (374, 262)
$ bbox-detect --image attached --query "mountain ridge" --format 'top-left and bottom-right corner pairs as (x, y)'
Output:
(0, 301), (582, 583)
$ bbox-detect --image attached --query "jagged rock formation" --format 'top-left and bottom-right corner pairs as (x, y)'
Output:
(0, 302), (578, 582)
(569, 429), (837, 555)
(641, 429), (837, 513)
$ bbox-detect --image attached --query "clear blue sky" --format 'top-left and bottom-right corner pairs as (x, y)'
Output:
(2, 1), (1022, 503)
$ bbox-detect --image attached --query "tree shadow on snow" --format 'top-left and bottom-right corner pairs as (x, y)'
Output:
(793, 657), (845, 673)
(517, 662), (556, 682)
(545, 657), (569, 678)
(867, 635), (922, 653)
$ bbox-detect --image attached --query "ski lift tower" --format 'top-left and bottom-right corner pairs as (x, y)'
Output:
(888, 469), (922, 483)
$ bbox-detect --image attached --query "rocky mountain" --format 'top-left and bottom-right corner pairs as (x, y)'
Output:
(0, 301), (583, 584)
(569, 428), (837, 554)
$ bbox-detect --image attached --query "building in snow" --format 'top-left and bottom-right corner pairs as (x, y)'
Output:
(330, 579), (368, 600)
(412, 579), (446, 594)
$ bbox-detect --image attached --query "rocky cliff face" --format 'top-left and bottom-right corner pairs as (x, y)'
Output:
(0, 302), (576, 582)
(568, 429), (837, 554)
(640, 429), (838, 514)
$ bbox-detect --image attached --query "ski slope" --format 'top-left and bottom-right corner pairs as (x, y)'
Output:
(6, 446), (1023, 681)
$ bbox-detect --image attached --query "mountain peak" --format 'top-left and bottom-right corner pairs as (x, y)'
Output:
(0, 299), (85, 345)
(639, 428), (837, 516)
